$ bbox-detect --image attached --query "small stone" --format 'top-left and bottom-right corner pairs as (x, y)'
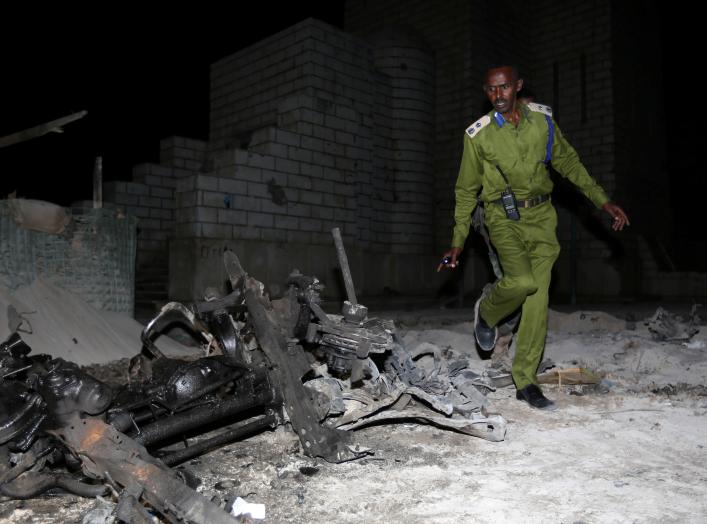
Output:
(215, 480), (238, 490)
(298, 465), (319, 476)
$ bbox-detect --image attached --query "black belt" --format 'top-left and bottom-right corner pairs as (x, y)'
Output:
(491, 193), (550, 209)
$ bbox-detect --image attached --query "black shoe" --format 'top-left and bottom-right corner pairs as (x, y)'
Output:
(474, 298), (498, 351)
(516, 384), (557, 410)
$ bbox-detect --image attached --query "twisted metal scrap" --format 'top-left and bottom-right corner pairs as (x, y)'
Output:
(646, 305), (701, 342)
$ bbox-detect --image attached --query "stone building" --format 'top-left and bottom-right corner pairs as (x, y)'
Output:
(104, 0), (707, 310)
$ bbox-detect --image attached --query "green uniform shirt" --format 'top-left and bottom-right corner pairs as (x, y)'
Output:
(451, 104), (610, 248)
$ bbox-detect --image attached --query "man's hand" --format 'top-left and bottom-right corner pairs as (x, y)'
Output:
(602, 202), (630, 231)
(437, 247), (463, 272)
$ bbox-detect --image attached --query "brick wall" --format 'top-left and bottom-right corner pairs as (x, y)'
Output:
(204, 18), (439, 255)
(527, 0), (620, 299)
(209, 20), (374, 249)
(104, 164), (173, 267)
(372, 31), (435, 254)
(104, 137), (208, 268)
(161, 18), (455, 301)
(160, 136), (207, 172)
(346, 0), (475, 254)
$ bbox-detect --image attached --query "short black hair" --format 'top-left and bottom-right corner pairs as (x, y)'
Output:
(484, 63), (521, 81)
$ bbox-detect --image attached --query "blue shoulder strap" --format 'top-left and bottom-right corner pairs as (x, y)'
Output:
(544, 114), (554, 164)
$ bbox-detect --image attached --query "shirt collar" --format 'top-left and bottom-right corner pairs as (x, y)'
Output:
(520, 103), (532, 121)
(493, 105), (532, 128)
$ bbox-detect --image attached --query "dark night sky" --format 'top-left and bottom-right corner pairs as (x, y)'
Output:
(0, 6), (345, 206)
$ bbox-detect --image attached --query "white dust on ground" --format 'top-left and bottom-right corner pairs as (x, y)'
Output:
(198, 309), (706, 524)
(1, 305), (705, 523)
(0, 278), (196, 364)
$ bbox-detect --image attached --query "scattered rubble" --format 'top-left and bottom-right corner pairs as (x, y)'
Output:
(2, 302), (705, 523)
(1, 230), (507, 522)
(645, 304), (701, 342)
(2, 226), (704, 523)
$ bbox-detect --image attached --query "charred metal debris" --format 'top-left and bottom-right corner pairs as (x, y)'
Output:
(0, 228), (506, 522)
(645, 304), (702, 342)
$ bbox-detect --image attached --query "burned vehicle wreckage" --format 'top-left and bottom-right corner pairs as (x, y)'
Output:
(0, 229), (507, 522)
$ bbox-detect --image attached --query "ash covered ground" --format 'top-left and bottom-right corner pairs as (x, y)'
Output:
(1, 305), (705, 524)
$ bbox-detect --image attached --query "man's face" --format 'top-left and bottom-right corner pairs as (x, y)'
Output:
(483, 67), (523, 114)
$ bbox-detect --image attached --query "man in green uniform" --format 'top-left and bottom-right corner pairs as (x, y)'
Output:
(438, 65), (629, 410)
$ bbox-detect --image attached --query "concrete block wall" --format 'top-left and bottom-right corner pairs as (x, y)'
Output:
(105, 137), (207, 267)
(210, 19), (373, 152)
(208, 17), (438, 256)
(372, 33), (435, 255)
(529, 0), (617, 297)
(174, 146), (358, 246)
(160, 136), (207, 172)
(346, 0), (476, 255)
(211, 20), (374, 249)
(210, 20), (376, 249)
(165, 18), (447, 302)
(347, 0), (534, 252)
(371, 70), (396, 253)
(104, 162), (177, 267)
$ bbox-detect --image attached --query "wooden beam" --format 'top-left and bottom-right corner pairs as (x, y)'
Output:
(0, 110), (88, 148)
(537, 367), (600, 386)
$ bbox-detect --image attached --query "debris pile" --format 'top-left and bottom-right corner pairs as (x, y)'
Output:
(645, 304), (701, 342)
(0, 278), (194, 365)
(0, 229), (506, 523)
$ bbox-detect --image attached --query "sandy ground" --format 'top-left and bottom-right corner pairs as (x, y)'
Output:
(1, 304), (705, 523)
(0, 279), (197, 364)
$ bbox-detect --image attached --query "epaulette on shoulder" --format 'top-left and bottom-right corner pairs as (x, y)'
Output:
(465, 115), (491, 138)
(527, 102), (553, 117)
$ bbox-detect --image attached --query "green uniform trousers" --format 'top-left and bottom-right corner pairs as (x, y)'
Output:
(479, 199), (560, 390)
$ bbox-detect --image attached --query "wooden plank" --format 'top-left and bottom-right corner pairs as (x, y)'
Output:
(537, 367), (600, 385)
(0, 110), (88, 148)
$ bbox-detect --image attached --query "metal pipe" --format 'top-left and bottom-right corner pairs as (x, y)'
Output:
(160, 414), (277, 466)
(132, 388), (276, 447)
(331, 227), (357, 305)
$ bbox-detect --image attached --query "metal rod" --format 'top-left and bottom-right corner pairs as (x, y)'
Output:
(132, 387), (275, 447)
(2, 364), (32, 378)
(160, 414), (277, 466)
(93, 156), (103, 209)
(331, 227), (357, 305)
